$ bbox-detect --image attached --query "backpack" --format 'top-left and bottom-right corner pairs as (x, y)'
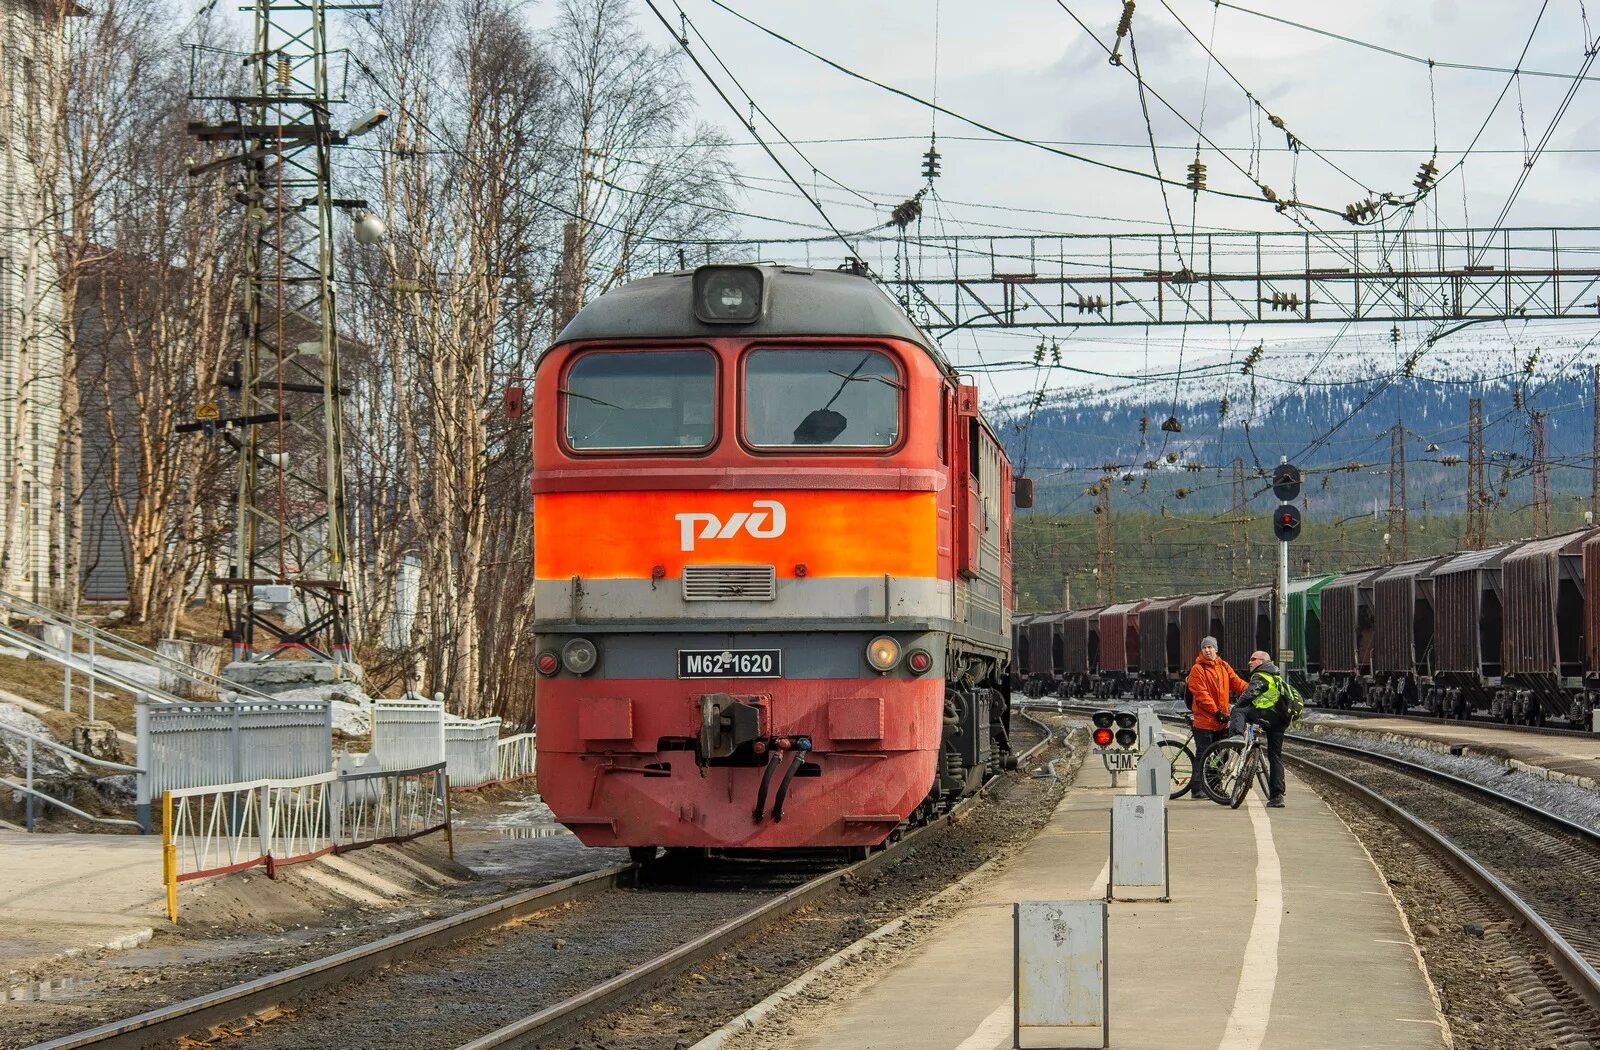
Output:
(1251, 671), (1304, 729)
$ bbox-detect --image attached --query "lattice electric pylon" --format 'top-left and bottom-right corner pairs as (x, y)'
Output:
(188, 1), (380, 668)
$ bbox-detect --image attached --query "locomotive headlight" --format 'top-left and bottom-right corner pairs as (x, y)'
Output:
(561, 637), (598, 675)
(866, 636), (901, 672)
(692, 265), (763, 324)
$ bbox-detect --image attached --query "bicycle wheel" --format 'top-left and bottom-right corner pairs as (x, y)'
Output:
(1197, 738), (1247, 805)
(1229, 751), (1261, 810)
(1155, 739), (1194, 799)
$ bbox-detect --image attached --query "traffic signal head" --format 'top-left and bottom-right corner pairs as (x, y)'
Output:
(1274, 503), (1303, 542)
(1272, 463), (1302, 501)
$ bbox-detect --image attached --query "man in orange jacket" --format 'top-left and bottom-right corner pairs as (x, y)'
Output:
(1185, 636), (1247, 799)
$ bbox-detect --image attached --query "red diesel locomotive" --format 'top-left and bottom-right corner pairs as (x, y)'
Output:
(532, 264), (1023, 858)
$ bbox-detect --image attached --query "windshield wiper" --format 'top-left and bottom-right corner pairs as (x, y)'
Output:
(559, 387), (621, 410)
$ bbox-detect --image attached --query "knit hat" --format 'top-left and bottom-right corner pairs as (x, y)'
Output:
(1200, 636), (1218, 650)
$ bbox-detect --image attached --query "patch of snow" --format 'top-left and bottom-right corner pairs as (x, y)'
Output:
(0, 703), (78, 777)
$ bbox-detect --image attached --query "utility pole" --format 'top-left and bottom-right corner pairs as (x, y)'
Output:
(1230, 457), (1245, 583)
(187, 1), (381, 677)
(1387, 421), (1408, 561)
(1591, 364), (1598, 524)
(1094, 479), (1114, 603)
(1532, 411), (1551, 538)
(1466, 397), (1486, 549)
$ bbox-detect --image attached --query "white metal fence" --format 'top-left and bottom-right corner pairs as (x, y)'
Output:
(494, 732), (537, 786)
(371, 698), (446, 771)
(136, 699), (333, 829)
(162, 762), (449, 921)
(444, 717), (501, 789)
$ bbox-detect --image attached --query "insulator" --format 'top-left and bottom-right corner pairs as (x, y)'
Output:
(1185, 462), (1203, 473)
(1186, 159), (1207, 192)
(890, 196), (923, 229)
(1260, 184), (1279, 203)
(1425, 442), (1441, 453)
(1268, 114), (1285, 130)
(1116, 0), (1136, 37)
(1413, 158), (1439, 191)
(275, 54), (292, 91)
(1175, 488), (1189, 500)
(1051, 344), (1063, 365)
(1165, 451), (1179, 463)
(1161, 415), (1183, 433)
(1390, 325), (1401, 344)
(1033, 345), (1045, 364)
(1441, 454), (1461, 466)
(1219, 396), (1230, 418)
(1076, 294), (1106, 313)
(921, 145), (942, 180)
(1343, 197), (1380, 224)
(1143, 460), (1159, 471)
(1139, 415), (1149, 434)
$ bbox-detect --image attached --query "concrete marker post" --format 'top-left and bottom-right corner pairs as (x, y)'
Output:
(1013, 900), (1108, 1049)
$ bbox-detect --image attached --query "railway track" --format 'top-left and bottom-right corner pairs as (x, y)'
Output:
(1304, 704), (1597, 739)
(26, 714), (1055, 1050)
(1285, 735), (1600, 1022)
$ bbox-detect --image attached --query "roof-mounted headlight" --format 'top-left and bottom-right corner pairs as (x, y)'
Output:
(693, 265), (764, 324)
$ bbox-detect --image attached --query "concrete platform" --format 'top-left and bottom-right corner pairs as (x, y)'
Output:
(0, 831), (162, 971)
(1308, 714), (1600, 785)
(776, 757), (1446, 1050)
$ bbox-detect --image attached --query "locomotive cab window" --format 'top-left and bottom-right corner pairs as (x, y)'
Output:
(563, 350), (717, 451)
(743, 348), (901, 449)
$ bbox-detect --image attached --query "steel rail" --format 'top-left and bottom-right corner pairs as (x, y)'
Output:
(1286, 731), (1600, 845)
(31, 713), (1054, 1050)
(455, 712), (1056, 1050)
(1287, 751), (1600, 1018)
(22, 864), (637, 1050)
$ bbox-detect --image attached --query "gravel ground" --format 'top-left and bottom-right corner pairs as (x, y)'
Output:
(1302, 726), (1600, 833)
(1298, 760), (1600, 1050)
(540, 715), (1078, 1050)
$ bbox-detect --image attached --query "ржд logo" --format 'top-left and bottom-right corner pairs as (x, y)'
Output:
(675, 500), (786, 552)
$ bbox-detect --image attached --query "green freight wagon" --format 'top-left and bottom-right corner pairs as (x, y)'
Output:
(1285, 574), (1334, 689)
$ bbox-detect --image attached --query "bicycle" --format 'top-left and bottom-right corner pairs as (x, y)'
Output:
(1152, 714), (1197, 800)
(1197, 722), (1269, 809)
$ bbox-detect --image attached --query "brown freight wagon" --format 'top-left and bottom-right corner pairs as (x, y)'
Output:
(1502, 530), (1593, 725)
(1221, 585), (1273, 675)
(1058, 607), (1102, 697)
(1011, 613), (1034, 690)
(1136, 595), (1187, 699)
(1178, 592), (1226, 668)
(1318, 568), (1384, 707)
(1431, 543), (1519, 717)
(1370, 556), (1453, 715)
(1095, 600), (1147, 697)
(1022, 611), (1070, 696)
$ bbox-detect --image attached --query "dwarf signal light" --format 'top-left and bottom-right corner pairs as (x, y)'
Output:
(1093, 727), (1115, 748)
(1113, 711), (1137, 729)
(1091, 710), (1115, 729)
(1114, 728), (1138, 748)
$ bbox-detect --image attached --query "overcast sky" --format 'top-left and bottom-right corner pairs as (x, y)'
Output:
(623, 1), (1600, 407)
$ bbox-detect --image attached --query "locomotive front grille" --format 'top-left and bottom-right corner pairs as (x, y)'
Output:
(683, 565), (778, 601)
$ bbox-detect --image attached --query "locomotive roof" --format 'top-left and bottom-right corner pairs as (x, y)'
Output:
(552, 264), (951, 369)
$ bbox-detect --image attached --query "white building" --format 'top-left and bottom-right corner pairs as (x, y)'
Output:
(0, 1), (67, 600)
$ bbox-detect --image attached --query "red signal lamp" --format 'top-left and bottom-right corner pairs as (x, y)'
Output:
(536, 651), (559, 676)
(906, 649), (932, 674)
(1093, 727), (1115, 748)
